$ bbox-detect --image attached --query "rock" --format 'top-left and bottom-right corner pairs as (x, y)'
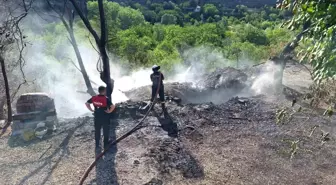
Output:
(133, 160), (140, 165)
(196, 67), (248, 90)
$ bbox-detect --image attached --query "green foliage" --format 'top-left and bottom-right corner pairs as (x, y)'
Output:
(239, 24), (270, 46)
(150, 40), (181, 70)
(108, 15), (287, 70)
(161, 14), (177, 25)
(39, 1), (294, 71)
(118, 6), (146, 30)
(281, 0), (336, 81)
(265, 27), (293, 45)
(203, 4), (219, 18)
(142, 10), (158, 23)
(87, 1), (145, 31)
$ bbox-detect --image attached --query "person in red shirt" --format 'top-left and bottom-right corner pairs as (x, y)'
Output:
(85, 86), (115, 149)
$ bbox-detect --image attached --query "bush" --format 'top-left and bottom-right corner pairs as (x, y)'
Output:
(240, 24), (270, 46)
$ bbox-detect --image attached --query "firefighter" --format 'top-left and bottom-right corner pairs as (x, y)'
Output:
(150, 65), (166, 111)
(85, 86), (115, 150)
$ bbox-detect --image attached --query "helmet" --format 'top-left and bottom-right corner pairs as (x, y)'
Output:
(152, 65), (160, 71)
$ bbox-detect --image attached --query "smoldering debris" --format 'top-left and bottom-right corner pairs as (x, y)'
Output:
(125, 64), (282, 104)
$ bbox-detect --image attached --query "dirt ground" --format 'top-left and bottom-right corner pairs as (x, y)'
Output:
(0, 63), (335, 185)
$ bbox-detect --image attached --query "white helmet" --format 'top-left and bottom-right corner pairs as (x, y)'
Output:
(152, 65), (160, 71)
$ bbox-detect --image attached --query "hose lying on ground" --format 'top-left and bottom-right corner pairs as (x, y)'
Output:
(78, 72), (163, 185)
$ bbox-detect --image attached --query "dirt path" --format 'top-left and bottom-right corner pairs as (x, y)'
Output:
(283, 62), (313, 94)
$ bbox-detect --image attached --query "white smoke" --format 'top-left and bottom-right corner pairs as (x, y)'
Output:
(21, 40), (155, 118)
(250, 62), (282, 95)
(15, 9), (283, 118)
(20, 35), (284, 118)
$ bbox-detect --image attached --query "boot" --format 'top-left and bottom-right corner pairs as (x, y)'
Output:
(161, 102), (166, 112)
(161, 102), (169, 118)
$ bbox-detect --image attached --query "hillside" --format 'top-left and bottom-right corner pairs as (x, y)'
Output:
(1, 63), (335, 185)
(1, 0), (336, 184)
(111, 0), (277, 8)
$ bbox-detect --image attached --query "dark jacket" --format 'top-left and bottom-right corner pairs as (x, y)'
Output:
(150, 71), (164, 87)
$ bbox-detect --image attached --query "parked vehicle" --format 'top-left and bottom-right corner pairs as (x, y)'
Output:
(11, 93), (58, 139)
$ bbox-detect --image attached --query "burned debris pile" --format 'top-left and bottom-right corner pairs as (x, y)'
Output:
(125, 67), (249, 104)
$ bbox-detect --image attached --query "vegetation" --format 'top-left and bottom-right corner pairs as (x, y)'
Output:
(41, 1), (294, 71)
(280, 0), (336, 82)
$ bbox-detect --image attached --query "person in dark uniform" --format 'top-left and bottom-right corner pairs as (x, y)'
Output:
(150, 65), (165, 111)
(85, 86), (115, 149)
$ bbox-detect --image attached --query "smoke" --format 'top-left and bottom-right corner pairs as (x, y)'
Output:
(19, 31), (284, 117)
(20, 40), (149, 118)
(168, 46), (260, 85)
(19, 35), (282, 118)
(13, 9), (283, 118)
(22, 43), (88, 118)
(250, 62), (282, 95)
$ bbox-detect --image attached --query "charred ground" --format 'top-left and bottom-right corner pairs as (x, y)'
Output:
(0, 63), (335, 185)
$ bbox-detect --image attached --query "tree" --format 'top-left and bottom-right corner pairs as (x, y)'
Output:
(241, 24), (270, 46)
(161, 14), (177, 25)
(118, 6), (145, 30)
(0, 0), (32, 133)
(46, 0), (96, 96)
(143, 10), (158, 23)
(116, 26), (156, 67)
(206, 17), (215, 23)
(234, 5), (248, 18)
(88, 1), (120, 37)
(203, 4), (219, 19)
(69, 0), (114, 100)
(280, 0), (336, 82)
(189, 0), (198, 8)
(163, 1), (175, 10)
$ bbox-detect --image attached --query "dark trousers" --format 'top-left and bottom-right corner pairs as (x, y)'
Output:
(94, 115), (110, 147)
(151, 85), (165, 102)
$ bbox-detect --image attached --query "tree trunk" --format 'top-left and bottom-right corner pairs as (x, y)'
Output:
(0, 96), (5, 120)
(0, 55), (12, 125)
(272, 29), (308, 91)
(100, 48), (113, 100)
(69, 0), (114, 100)
(97, 0), (113, 100)
(68, 21), (96, 96)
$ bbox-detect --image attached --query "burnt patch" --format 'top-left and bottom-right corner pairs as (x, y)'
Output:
(146, 138), (204, 179)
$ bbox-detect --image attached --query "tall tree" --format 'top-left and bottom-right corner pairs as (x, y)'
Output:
(46, 0), (96, 96)
(0, 0), (32, 133)
(69, 0), (114, 100)
(279, 0), (336, 82)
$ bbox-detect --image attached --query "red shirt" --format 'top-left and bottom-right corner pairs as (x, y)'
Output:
(86, 95), (113, 115)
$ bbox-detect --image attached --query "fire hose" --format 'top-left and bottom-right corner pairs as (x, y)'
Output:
(78, 72), (163, 185)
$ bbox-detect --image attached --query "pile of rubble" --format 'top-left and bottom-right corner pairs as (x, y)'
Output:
(125, 67), (250, 104)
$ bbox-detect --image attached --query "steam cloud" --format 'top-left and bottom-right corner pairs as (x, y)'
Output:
(15, 15), (281, 118)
